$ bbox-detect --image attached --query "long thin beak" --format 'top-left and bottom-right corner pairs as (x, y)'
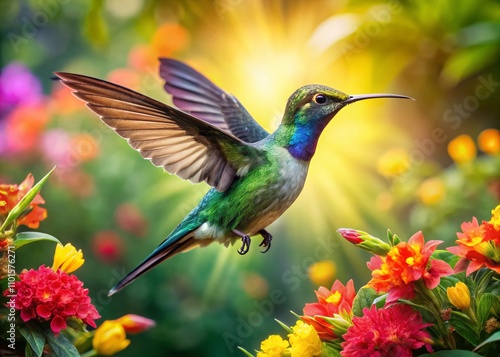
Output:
(344, 93), (414, 104)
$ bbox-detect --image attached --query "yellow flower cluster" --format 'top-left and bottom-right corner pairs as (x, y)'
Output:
(257, 321), (322, 357)
(257, 335), (289, 357)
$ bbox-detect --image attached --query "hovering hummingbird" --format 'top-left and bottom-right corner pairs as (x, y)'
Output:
(56, 59), (412, 295)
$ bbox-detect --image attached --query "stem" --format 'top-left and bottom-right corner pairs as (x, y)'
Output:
(415, 281), (456, 349)
(80, 349), (98, 357)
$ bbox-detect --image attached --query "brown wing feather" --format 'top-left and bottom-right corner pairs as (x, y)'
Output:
(55, 72), (262, 191)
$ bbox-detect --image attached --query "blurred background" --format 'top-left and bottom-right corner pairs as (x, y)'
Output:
(1, 0), (499, 355)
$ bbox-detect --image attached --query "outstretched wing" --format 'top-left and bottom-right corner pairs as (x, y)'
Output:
(159, 58), (269, 143)
(56, 72), (262, 192)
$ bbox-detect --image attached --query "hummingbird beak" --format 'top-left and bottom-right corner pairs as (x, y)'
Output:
(343, 93), (414, 105)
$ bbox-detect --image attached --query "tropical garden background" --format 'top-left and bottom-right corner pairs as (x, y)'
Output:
(1, 0), (499, 355)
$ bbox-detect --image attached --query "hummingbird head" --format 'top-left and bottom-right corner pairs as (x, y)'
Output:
(280, 84), (412, 161)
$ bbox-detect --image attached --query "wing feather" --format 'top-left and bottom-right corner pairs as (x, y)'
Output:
(159, 58), (270, 143)
(55, 72), (262, 191)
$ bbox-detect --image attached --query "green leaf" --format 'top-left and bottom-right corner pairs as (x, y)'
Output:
(83, 0), (108, 47)
(352, 286), (379, 317)
(0, 168), (55, 233)
(25, 344), (34, 357)
(14, 232), (60, 250)
(386, 229), (401, 246)
(432, 250), (460, 268)
(450, 312), (480, 346)
(44, 330), (80, 357)
(237, 346), (255, 357)
(321, 341), (342, 357)
(474, 330), (500, 352)
(420, 350), (483, 356)
(274, 319), (293, 333)
(19, 323), (45, 357)
(477, 293), (498, 327)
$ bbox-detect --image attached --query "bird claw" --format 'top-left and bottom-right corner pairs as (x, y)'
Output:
(258, 230), (272, 253)
(238, 235), (251, 255)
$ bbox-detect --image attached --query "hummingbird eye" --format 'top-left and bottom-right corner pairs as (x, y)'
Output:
(313, 94), (327, 105)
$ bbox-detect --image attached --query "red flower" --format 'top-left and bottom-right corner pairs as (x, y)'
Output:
(341, 305), (433, 357)
(0, 173), (47, 228)
(92, 230), (125, 263)
(367, 231), (453, 304)
(5, 265), (100, 334)
(114, 203), (148, 237)
(302, 279), (356, 340)
(447, 206), (500, 275)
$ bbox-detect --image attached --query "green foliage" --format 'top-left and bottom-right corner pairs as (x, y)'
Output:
(14, 232), (60, 250)
(20, 323), (45, 357)
(352, 286), (379, 317)
(43, 330), (81, 357)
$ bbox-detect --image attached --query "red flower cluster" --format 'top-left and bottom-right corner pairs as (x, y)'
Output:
(8, 265), (100, 333)
(367, 231), (453, 304)
(341, 305), (433, 357)
(447, 206), (500, 275)
(0, 173), (47, 228)
(302, 279), (356, 340)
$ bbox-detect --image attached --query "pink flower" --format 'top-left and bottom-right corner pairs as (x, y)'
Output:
(341, 305), (433, 357)
(5, 265), (100, 334)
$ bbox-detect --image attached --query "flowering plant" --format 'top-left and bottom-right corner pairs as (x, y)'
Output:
(241, 205), (500, 357)
(0, 171), (155, 356)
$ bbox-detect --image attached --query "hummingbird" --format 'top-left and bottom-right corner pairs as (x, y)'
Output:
(55, 59), (412, 295)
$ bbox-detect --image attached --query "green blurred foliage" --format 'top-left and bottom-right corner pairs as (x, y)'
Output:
(1, 0), (499, 356)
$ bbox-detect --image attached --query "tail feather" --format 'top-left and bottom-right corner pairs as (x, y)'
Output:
(108, 230), (196, 296)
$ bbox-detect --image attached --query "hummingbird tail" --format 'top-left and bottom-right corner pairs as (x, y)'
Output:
(108, 230), (197, 296)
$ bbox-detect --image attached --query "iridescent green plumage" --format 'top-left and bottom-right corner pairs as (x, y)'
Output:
(55, 59), (412, 295)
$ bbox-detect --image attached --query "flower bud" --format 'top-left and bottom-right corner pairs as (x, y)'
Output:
(92, 321), (131, 356)
(337, 229), (391, 256)
(52, 243), (84, 273)
(113, 314), (156, 334)
(447, 282), (471, 310)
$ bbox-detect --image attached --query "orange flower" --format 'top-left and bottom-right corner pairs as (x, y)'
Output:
(5, 103), (49, 154)
(447, 134), (476, 163)
(447, 205), (500, 275)
(367, 232), (453, 304)
(478, 128), (500, 155)
(0, 174), (47, 228)
(302, 279), (356, 340)
(151, 23), (189, 58)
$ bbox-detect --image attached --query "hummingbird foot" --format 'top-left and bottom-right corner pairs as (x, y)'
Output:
(232, 229), (251, 255)
(258, 229), (272, 253)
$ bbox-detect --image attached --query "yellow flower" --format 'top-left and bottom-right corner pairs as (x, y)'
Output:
(257, 335), (289, 357)
(417, 177), (445, 205)
(448, 134), (476, 163)
(288, 320), (322, 357)
(377, 148), (410, 178)
(478, 128), (500, 155)
(51, 243), (84, 273)
(489, 205), (500, 230)
(308, 260), (336, 287)
(447, 282), (471, 310)
(92, 321), (131, 356)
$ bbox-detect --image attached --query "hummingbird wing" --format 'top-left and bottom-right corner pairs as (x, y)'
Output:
(159, 58), (270, 143)
(56, 72), (262, 192)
